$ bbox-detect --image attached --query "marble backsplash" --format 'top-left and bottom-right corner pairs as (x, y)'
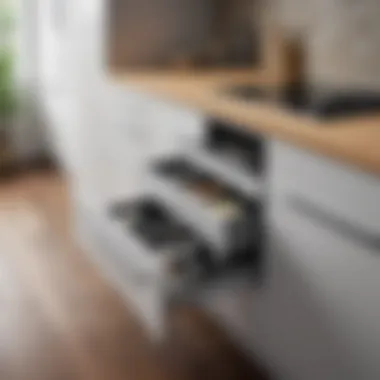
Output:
(276, 0), (380, 91)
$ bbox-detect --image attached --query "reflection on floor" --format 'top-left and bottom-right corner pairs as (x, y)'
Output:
(0, 169), (270, 380)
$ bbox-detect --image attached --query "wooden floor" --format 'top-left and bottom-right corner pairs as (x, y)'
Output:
(0, 170), (269, 380)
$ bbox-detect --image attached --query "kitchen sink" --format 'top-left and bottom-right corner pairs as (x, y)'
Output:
(222, 84), (380, 119)
(223, 84), (317, 113)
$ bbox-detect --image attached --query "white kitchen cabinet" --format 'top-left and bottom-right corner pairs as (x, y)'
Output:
(98, 84), (152, 200)
(198, 273), (257, 353)
(55, 0), (210, 339)
(57, 0), (206, 204)
(253, 141), (380, 380)
(269, 141), (380, 237)
(143, 99), (205, 159)
(99, 83), (205, 201)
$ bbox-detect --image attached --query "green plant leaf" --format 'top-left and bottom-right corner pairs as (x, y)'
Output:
(0, 1), (14, 35)
(0, 48), (17, 118)
(0, 0), (17, 123)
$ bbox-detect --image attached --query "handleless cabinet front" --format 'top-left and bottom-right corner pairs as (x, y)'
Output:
(253, 141), (380, 380)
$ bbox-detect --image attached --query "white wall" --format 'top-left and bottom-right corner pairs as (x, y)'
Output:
(42, 0), (144, 204)
(40, 0), (106, 195)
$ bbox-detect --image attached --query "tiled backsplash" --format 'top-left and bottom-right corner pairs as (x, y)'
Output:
(108, 0), (380, 89)
(310, 0), (380, 90)
(108, 0), (258, 69)
(108, 0), (212, 67)
(276, 0), (380, 90)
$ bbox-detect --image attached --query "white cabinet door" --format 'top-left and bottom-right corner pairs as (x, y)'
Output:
(254, 141), (380, 380)
(265, 199), (380, 380)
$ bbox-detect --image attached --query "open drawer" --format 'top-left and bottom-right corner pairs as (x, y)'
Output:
(104, 203), (165, 278)
(147, 158), (262, 262)
(183, 143), (263, 200)
(109, 197), (215, 279)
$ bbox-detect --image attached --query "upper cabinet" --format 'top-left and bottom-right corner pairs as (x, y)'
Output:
(106, 0), (261, 70)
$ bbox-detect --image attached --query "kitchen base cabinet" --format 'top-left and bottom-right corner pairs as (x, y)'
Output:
(253, 141), (380, 380)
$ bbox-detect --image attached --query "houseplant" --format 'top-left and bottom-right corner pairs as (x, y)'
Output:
(0, 3), (16, 172)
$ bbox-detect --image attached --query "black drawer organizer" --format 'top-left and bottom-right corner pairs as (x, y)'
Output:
(108, 120), (266, 283)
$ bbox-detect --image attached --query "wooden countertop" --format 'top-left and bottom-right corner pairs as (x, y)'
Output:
(111, 69), (380, 176)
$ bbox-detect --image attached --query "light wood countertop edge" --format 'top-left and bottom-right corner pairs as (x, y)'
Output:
(110, 69), (380, 177)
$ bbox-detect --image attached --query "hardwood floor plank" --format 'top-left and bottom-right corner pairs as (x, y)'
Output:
(0, 170), (271, 380)
(0, 208), (78, 380)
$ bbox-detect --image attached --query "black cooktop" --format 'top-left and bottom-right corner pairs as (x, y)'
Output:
(224, 84), (380, 119)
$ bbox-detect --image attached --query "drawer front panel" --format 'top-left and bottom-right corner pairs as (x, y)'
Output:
(270, 141), (380, 235)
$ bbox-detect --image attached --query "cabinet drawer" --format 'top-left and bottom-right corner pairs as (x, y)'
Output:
(145, 173), (226, 253)
(269, 200), (380, 379)
(270, 141), (380, 235)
